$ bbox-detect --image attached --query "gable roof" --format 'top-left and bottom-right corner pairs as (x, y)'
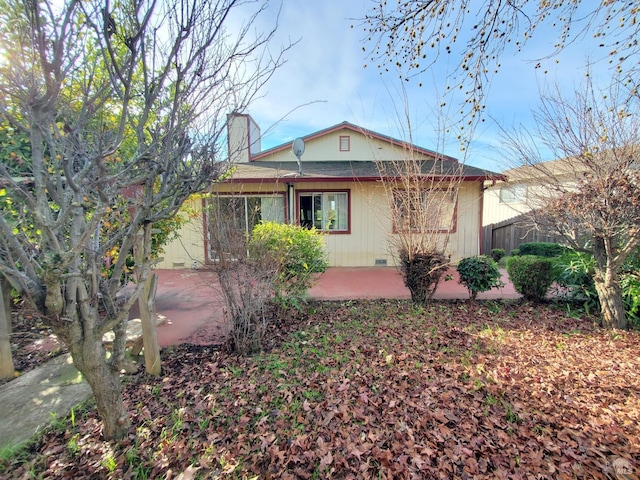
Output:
(229, 120), (503, 183)
(251, 121), (459, 163)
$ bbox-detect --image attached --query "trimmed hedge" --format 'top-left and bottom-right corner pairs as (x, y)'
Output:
(517, 242), (567, 258)
(507, 255), (555, 301)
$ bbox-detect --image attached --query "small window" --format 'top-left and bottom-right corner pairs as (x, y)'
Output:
(299, 191), (349, 232)
(499, 185), (526, 203)
(339, 135), (350, 152)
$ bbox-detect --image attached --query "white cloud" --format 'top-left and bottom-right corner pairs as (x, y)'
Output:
(240, 0), (621, 173)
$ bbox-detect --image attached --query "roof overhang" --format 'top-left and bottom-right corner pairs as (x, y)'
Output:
(223, 160), (504, 185)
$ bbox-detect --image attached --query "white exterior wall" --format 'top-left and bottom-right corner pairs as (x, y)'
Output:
(227, 114), (261, 164)
(482, 184), (530, 226)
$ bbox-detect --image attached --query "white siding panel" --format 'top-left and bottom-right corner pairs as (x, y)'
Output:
(482, 185), (530, 226)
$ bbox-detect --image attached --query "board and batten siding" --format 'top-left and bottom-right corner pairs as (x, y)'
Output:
(482, 184), (530, 226)
(156, 180), (482, 269)
(256, 128), (436, 164)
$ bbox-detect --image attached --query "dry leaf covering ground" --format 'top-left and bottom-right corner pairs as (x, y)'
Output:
(4, 309), (64, 383)
(2, 300), (639, 479)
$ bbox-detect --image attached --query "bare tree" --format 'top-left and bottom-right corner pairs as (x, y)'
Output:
(0, 0), (288, 439)
(361, 1), (639, 121)
(501, 77), (640, 329)
(206, 195), (280, 355)
(371, 103), (465, 304)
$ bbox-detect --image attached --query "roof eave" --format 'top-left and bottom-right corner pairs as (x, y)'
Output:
(224, 173), (504, 184)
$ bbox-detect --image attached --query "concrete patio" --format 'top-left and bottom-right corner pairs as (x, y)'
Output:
(149, 267), (520, 346)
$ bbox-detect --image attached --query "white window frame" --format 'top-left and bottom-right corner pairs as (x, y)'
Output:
(339, 135), (350, 152)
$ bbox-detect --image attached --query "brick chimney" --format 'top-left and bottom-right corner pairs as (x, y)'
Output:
(227, 113), (261, 163)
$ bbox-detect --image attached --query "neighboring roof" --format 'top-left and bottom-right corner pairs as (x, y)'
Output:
(227, 160), (502, 183)
(500, 158), (589, 183)
(500, 149), (639, 183)
(251, 121), (460, 163)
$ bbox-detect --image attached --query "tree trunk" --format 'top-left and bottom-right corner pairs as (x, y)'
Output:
(1, 277), (11, 335)
(110, 315), (129, 371)
(594, 267), (627, 329)
(593, 238), (627, 329)
(69, 338), (130, 439)
(139, 273), (161, 375)
(48, 235), (131, 440)
(0, 277), (15, 381)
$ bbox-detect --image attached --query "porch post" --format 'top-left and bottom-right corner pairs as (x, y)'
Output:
(287, 183), (296, 224)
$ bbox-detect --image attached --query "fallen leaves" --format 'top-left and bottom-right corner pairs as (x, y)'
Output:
(2, 300), (639, 479)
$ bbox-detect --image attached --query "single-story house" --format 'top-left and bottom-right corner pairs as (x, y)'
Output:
(157, 114), (503, 269)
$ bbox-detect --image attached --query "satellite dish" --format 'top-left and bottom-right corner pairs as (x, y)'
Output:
(292, 137), (305, 175)
(292, 137), (305, 158)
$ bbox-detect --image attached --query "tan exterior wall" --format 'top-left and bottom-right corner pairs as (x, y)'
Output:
(449, 182), (483, 260)
(257, 128), (435, 163)
(154, 197), (206, 269)
(159, 181), (482, 268)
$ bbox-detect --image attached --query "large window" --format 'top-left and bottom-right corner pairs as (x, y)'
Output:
(209, 195), (285, 233)
(299, 191), (349, 232)
(207, 195), (285, 260)
(393, 188), (456, 232)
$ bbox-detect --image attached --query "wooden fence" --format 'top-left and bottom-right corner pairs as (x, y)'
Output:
(482, 213), (560, 255)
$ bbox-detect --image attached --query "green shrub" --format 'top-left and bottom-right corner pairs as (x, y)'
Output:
(249, 222), (328, 306)
(510, 249), (520, 257)
(490, 248), (506, 263)
(553, 248), (640, 327)
(518, 242), (567, 258)
(457, 255), (504, 301)
(507, 255), (555, 301)
(621, 247), (640, 328)
(552, 250), (599, 313)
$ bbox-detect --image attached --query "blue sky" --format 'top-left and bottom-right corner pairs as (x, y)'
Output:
(242, 1), (612, 172)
